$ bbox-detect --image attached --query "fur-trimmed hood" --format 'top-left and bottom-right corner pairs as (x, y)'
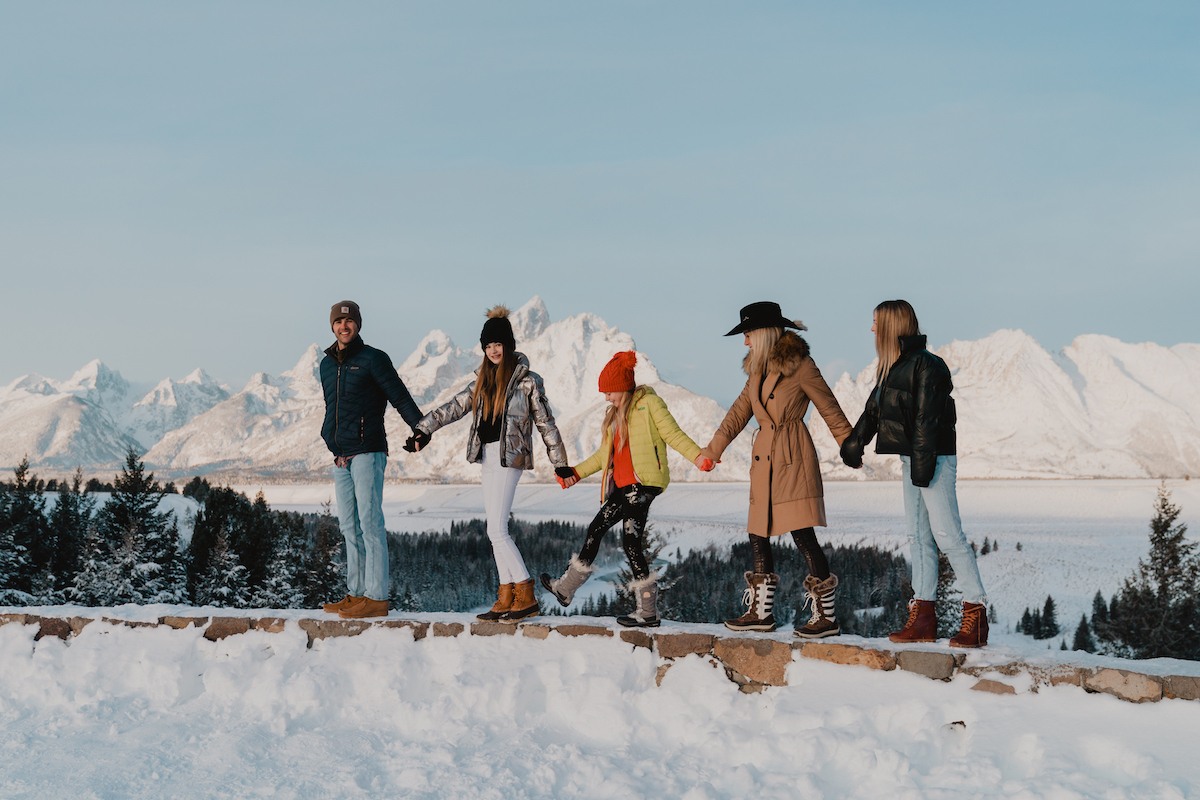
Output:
(742, 331), (810, 377)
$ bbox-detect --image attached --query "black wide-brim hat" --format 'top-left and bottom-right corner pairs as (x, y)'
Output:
(724, 301), (804, 336)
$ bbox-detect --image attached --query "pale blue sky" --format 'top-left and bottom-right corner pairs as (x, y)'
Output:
(3, 2), (1197, 405)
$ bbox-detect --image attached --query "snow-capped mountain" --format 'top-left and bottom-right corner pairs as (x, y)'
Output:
(3, 300), (1199, 481)
(817, 329), (1200, 481)
(0, 362), (227, 471)
(141, 297), (749, 483)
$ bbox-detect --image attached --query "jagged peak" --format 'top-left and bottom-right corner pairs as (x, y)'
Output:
(511, 296), (550, 340)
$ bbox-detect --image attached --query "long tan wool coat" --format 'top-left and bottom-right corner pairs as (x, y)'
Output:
(702, 332), (852, 536)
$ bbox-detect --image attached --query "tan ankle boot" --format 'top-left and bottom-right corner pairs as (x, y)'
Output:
(502, 579), (540, 622)
(477, 583), (515, 621)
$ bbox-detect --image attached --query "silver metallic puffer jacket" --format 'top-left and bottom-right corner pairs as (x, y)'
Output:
(415, 353), (569, 471)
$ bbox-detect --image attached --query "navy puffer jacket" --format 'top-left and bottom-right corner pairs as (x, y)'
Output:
(840, 335), (956, 487)
(320, 336), (422, 457)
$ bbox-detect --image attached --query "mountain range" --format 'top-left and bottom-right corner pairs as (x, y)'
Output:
(2, 297), (1197, 481)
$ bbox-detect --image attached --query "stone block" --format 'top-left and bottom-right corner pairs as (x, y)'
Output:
(102, 617), (159, 629)
(299, 618), (373, 647)
(0, 613), (29, 626)
(619, 629), (654, 650)
(797, 641), (896, 671)
(471, 621), (517, 637)
(251, 617), (287, 633)
(379, 619), (429, 640)
(204, 617), (252, 641)
(432, 622), (465, 638)
(896, 650), (958, 681)
(552, 623), (613, 638)
(655, 632), (715, 660)
(160, 616), (209, 629)
(34, 616), (73, 641)
(1084, 668), (1163, 703)
(520, 624), (551, 640)
(713, 637), (794, 686)
(1044, 667), (1090, 690)
(1162, 674), (1200, 701)
(971, 678), (1017, 695)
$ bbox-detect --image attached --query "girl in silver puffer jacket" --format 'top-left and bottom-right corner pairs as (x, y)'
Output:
(407, 305), (574, 621)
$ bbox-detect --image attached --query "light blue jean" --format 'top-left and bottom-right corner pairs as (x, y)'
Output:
(332, 451), (389, 601)
(900, 455), (987, 605)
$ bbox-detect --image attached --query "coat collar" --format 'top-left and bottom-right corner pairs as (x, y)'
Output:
(741, 330), (810, 378)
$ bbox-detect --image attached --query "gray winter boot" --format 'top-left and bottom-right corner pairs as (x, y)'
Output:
(794, 573), (840, 639)
(539, 555), (594, 607)
(617, 574), (660, 628)
(724, 571), (779, 632)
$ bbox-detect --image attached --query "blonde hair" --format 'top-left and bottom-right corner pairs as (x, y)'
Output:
(601, 386), (647, 452)
(873, 299), (921, 384)
(471, 345), (517, 422)
(744, 327), (783, 376)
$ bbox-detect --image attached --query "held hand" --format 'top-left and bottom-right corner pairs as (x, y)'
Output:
(403, 429), (431, 453)
(693, 454), (715, 472)
(555, 466), (580, 489)
(839, 439), (863, 469)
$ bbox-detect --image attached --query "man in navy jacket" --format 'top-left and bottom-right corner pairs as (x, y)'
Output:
(319, 300), (422, 619)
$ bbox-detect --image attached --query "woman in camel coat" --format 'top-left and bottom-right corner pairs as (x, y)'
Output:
(702, 301), (852, 637)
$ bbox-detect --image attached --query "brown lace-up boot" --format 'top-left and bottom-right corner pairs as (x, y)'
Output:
(888, 599), (937, 643)
(724, 572), (779, 632)
(949, 601), (989, 648)
(477, 583), (515, 621)
(794, 574), (840, 639)
(322, 594), (359, 614)
(502, 579), (540, 622)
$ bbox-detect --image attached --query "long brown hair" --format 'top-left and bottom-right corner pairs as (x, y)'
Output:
(471, 345), (518, 422)
(873, 299), (920, 384)
(601, 386), (647, 451)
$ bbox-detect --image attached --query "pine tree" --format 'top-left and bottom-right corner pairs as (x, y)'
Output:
(195, 533), (250, 607)
(47, 468), (96, 587)
(980, 537), (991, 556)
(1040, 595), (1061, 639)
(304, 502), (344, 607)
(1072, 614), (1096, 652)
(934, 551), (961, 639)
(249, 510), (307, 609)
(0, 458), (49, 595)
(1101, 485), (1200, 659)
(85, 448), (185, 604)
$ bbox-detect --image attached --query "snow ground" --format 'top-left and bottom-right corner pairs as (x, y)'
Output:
(4, 479), (1197, 798)
(1, 612), (1197, 799)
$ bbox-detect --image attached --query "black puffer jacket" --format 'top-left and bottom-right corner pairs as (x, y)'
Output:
(840, 335), (956, 487)
(320, 336), (422, 458)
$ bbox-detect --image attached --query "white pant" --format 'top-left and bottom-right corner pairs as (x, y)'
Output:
(481, 442), (529, 583)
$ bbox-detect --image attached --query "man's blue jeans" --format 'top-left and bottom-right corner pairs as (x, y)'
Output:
(331, 451), (388, 600)
(900, 455), (987, 605)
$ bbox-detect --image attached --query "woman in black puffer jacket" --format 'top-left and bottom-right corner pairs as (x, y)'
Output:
(840, 299), (989, 648)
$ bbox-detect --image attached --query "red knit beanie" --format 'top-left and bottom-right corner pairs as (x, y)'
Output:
(598, 351), (637, 392)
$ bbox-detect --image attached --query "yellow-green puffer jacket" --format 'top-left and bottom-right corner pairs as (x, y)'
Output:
(574, 387), (702, 500)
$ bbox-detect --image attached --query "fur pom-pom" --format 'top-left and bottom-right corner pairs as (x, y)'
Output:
(486, 304), (511, 319)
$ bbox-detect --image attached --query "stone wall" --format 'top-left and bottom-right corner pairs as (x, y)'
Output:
(3, 612), (1196, 704)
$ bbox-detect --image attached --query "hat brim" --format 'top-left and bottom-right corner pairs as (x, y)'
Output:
(724, 315), (801, 336)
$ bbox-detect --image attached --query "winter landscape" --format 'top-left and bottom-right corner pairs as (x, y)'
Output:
(4, 297), (1200, 797)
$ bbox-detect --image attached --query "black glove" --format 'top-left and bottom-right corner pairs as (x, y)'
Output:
(840, 439), (863, 469)
(554, 466), (578, 479)
(403, 429), (431, 453)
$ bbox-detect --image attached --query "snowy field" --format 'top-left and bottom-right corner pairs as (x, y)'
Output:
(4, 479), (1199, 798)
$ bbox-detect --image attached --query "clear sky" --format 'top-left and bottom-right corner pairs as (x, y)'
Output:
(3, 2), (1197, 406)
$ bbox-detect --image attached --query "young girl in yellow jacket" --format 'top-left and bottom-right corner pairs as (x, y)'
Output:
(541, 351), (713, 627)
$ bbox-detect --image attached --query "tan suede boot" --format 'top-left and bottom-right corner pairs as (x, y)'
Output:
(338, 596), (389, 619)
(502, 578), (540, 622)
(477, 583), (515, 621)
(322, 594), (359, 614)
